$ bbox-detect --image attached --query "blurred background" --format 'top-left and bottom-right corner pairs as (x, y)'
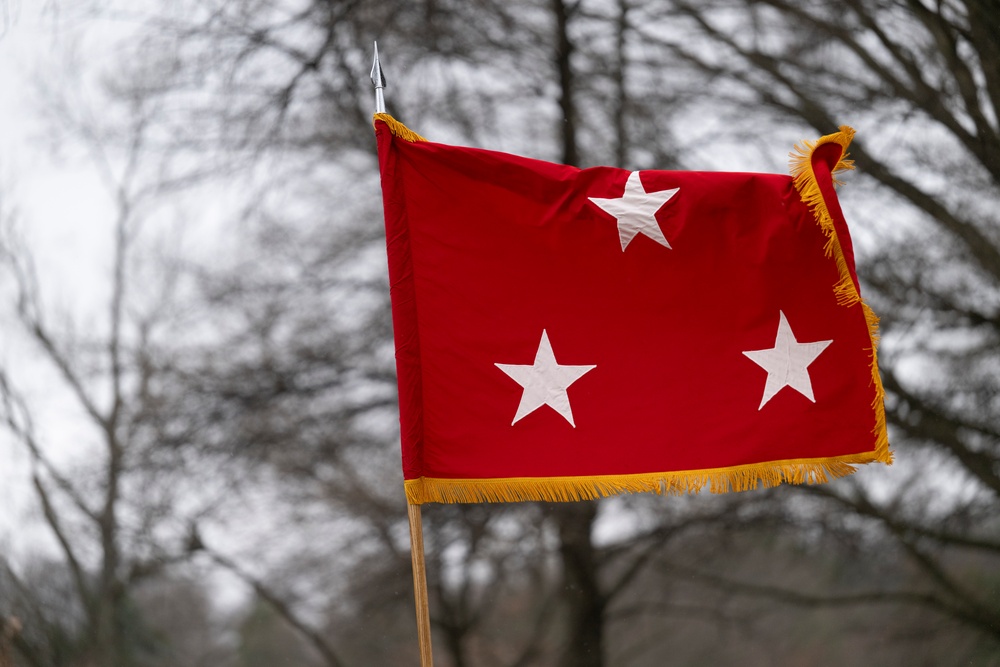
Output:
(0, 1), (997, 665)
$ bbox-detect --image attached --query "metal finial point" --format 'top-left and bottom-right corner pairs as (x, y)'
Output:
(371, 41), (386, 114)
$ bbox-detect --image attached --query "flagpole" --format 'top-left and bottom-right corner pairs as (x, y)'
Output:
(373, 41), (434, 667)
(407, 503), (435, 667)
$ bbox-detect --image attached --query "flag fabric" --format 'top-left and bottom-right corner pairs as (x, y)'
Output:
(374, 114), (891, 505)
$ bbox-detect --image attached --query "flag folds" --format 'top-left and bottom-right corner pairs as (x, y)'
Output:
(374, 114), (891, 505)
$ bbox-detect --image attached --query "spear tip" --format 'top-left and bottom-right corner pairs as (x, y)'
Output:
(371, 41), (386, 114)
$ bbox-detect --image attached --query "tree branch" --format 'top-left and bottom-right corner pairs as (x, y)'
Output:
(652, 557), (1000, 640)
(201, 539), (349, 667)
(661, 1), (1000, 281)
(881, 369), (1000, 496)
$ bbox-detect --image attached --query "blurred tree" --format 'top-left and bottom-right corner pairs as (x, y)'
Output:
(0, 556), (88, 666)
(10, 0), (993, 665)
(234, 598), (321, 667)
(130, 573), (232, 667)
(0, 45), (236, 665)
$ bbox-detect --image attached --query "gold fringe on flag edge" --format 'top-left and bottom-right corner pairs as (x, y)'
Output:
(374, 113), (427, 142)
(789, 126), (891, 470)
(375, 114), (892, 505)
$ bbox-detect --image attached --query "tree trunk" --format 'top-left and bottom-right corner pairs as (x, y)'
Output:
(550, 2), (606, 664)
(552, 0), (579, 168)
(555, 502), (604, 667)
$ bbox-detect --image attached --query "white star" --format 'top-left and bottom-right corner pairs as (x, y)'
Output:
(742, 311), (833, 410)
(495, 330), (596, 427)
(588, 171), (680, 251)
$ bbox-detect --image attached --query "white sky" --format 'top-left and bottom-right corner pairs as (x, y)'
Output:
(0, 9), (299, 617)
(0, 4), (121, 557)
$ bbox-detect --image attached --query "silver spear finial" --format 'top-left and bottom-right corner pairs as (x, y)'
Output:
(371, 41), (386, 114)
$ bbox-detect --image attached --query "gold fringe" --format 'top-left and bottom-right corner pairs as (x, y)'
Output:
(789, 126), (857, 307)
(373, 113), (428, 142)
(864, 302), (893, 465)
(405, 453), (881, 504)
(791, 127), (892, 468)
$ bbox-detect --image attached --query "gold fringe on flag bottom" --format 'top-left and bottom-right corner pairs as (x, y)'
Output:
(375, 114), (892, 504)
(404, 456), (875, 504)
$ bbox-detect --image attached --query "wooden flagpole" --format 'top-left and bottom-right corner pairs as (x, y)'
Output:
(407, 503), (435, 666)
(372, 41), (434, 666)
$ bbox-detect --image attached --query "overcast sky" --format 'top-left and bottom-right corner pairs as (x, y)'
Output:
(0, 5), (120, 556)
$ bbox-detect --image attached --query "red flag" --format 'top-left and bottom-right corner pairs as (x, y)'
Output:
(374, 115), (891, 504)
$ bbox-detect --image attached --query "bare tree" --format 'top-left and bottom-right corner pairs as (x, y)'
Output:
(0, 53), (234, 666)
(24, 0), (995, 665)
